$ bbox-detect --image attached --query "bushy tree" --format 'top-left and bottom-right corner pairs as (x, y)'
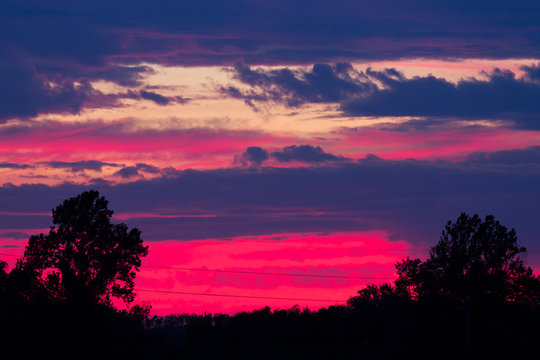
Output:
(18, 190), (148, 306)
(347, 283), (406, 308)
(394, 213), (539, 306)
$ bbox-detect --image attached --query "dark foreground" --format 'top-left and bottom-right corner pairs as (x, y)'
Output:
(2, 299), (539, 360)
(2, 210), (539, 359)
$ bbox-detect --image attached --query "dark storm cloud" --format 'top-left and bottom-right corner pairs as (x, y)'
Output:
(522, 64), (540, 82)
(122, 90), (188, 106)
(227, 64), (540, 128)
(235, 145), (348, 166)
(35, 65), (154, 88)
(465, 146), (540, 165)
(114, 167), (140, 179)
(0, 163), (33, 169)
(342, 68), (540, 127)
(114, 163), (165, 178)
(222, 63), (371, 107)
(42, 160), (122, 172)
(360, 118), (487, 133)
(235, 147), (270, 166)
(3, 1), (540, 67)
(90, 66), (154, 87)
(139, 90), (170, 105)
(271, 145), (348, 163)
(135, 163), (161, 174)
(3, 1), (540, 120)
(2, 147), (540, 256)
(0, 51), (100, 122)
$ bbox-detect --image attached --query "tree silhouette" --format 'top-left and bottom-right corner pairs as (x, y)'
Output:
(0, 260), (7, 295)
(18, 190), (148, 306)
(345, 213), (540, 358)
(394, 213), (539, 306)
(346, 283), (407, 308)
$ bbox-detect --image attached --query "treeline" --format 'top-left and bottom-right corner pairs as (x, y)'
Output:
(143, 213), (540, 359)
(145, 298), (539, 359)
(1, 192), (539, 359)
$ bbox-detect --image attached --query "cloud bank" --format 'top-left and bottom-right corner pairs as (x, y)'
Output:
(2, 1), (540, 120)
(225, 64), (540, 128)
(2, 147), (540, 258)
(236, 145), (348, 166)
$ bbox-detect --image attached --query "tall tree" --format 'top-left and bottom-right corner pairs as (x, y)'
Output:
(394, 213), (539, 306)
(19, 190), (148, 306)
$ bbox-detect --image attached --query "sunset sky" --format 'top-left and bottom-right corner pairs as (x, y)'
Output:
(2, 0), (540, 314)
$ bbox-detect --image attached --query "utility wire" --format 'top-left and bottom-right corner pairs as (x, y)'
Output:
(137, 289), (343, 303)
(0, 253), (396, 280)
(143, 265), (394, 280)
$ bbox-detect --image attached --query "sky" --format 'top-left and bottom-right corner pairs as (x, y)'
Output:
(1, 0), (540, 314)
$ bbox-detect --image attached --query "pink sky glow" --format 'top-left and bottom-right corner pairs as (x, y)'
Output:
(1, 230), (422, 315)
(2, 59), (540, 315)
(133, 232), (417, 314)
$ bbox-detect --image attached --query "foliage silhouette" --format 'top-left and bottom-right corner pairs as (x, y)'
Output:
(2, 209), (540, 359)
(18, 190), (148, 306)
(0, 191), (171, 360)
(345, 213), (540, 358)
(393, 213), (540, 306)
(145, 213), (539, 360)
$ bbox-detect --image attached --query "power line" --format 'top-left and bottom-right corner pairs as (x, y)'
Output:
(0, 253), (396, 280)
(137, 289), (343, 303)
(143, 265), (394, 280)
(0, 255), (394, 280)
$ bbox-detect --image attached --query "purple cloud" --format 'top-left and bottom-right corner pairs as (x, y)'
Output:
(235, 145), (348, 166)
(226, 64), (540, 129)
(3, 1), (540, 68)
(2, 147), (540, 263)
(0, 163), (33, 169)
(0, 51), (98, 122)
(271, 145), (348, 163)
(114, 163), (162, 178)
(2, 1), (540, 120)
(222, 63), (370, 107)
(235, 146), (270, 166)
(465, 146), (540, 165)
(42, 160), (122, 172)
(342, 68), (540, 127)
(135, 163), (161, 174)
(114, 167), (140, 179)
(139, 90), (170, 105)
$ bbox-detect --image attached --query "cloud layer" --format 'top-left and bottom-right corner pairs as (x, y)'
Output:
(4, 0), (540, 66)
(226, 64), (540, 128)
(2, 147), (540, 259)
(2, 1), (540, 120)
(236, 145), (348, 166)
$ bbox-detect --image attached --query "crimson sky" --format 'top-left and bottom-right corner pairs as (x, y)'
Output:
(2, 0), (540, 314)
